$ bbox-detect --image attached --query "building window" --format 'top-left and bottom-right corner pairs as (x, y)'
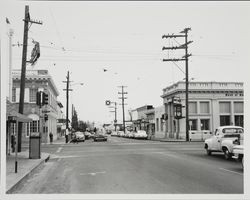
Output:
(201, 119), (210, 130)
(30, 88), (38, 103)
(189, 102), (197, 114)
(12, 88), (16, 102)
(234, 102), (243, 113)
(189, 119), (197, 130)
(235, 115), (244, 127)
(156, 118), (159, 131)
(200, 102), (209, 114)
(219, 102), (230, 113)
(29, 120), (40, 133)
(220, 115), (230, 126)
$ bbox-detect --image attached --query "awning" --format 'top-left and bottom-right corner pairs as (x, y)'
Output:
(6, 110), (32, 123)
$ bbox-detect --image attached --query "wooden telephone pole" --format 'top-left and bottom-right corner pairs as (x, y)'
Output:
(118, 86), (128, 132)
(18, 5), (42, 152)
(162, 28), (192, 141)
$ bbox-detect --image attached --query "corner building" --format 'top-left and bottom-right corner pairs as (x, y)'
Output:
(161, 81), (244, 140)
(10, 69), (60, 143)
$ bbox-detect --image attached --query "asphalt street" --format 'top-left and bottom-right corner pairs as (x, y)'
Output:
(13, 136), (243, 194)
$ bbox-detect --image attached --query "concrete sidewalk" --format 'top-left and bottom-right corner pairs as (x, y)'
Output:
(6, 151), (50, 194)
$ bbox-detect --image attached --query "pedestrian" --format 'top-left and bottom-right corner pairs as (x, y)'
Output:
(49, 132), (53, 144)
(11, 134), (15, 153)
(65, 128), (69, 143)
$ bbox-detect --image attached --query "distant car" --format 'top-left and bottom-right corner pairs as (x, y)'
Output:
(93, 134), (108, 142)
(111, 131), (118, 136)
(128, 132), (134, 138)
(84, 131), (92, 139)
(117, 131), (125, 137)
(134, 130), (148, 139)
(74, 131), (85, 142)
(204, 126), (243, 159)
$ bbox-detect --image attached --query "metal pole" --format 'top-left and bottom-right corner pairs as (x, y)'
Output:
(9, 28), (14, 103)
(15, 120), (19, 173)
(185, 30), (190, 142)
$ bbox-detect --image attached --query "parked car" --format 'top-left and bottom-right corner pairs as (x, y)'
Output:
(128, 131), (134, 139)
(232, 145), (244, 168)
(118, 131), (125, 137)
(134, 130), (148, 139)
(73, 131), (85, 142)
(84, 131), (92, 139)
(93, 134), (108, 142)
(204, 126), (243, 160)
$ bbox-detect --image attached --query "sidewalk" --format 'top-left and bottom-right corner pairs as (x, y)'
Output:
(6, 151), (50, 194)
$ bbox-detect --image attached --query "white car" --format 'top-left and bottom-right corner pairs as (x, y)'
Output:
(134, 130), (148, 139)
(204, 126), (243, 160)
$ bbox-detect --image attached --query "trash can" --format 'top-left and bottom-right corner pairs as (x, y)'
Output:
(29, 133), (41, 159)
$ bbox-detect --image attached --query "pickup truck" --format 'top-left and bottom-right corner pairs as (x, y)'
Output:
(232, 145), (244, 168)
(204, 126), (244, 160)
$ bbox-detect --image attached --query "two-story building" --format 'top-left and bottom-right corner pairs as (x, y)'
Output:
(161, 81), (244, 140)
(10, 69), (60, 143)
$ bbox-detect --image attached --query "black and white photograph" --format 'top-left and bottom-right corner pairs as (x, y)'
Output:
(0, 1), (250, 200)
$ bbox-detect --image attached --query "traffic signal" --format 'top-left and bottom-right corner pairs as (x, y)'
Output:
(175, 104), (182, 119)
(44, 114), (48, 121)
(36, 91), (42, 107)
(42, 92), (49, 105)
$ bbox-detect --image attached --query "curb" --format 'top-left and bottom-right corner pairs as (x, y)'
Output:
(6, 154), (50, 194)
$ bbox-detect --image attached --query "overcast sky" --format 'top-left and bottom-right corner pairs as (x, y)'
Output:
(1, 1), (250, 124)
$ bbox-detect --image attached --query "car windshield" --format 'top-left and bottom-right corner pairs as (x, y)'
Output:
(222, 128), (244, 134)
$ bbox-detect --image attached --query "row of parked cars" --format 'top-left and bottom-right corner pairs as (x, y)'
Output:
(204, 125), (244, 168)
(71, 131), (108, 142)
(111, 130), (148, 139)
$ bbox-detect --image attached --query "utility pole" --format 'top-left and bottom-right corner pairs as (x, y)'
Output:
(162, 28), (192, 142)
(9, 28), (14, 103)
(118, 86), (127, 132)
(18, 5), (42, 152)
(63, 71), (72, 131)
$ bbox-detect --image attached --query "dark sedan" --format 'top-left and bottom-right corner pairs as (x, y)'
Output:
(93, 134), (108, 142)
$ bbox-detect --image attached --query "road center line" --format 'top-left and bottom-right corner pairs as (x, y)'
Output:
(56, 147), (62, 153)
(219, 168), (243, 176)
(80, 171), (106, 176)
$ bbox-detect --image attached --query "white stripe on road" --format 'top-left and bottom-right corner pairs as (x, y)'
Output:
(219, 168), (243, 176)
(80, 171), (106, 176)
(56, 147), (63, 153)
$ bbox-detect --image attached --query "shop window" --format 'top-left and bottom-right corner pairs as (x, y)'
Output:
(200, 102), (209, 114)
(234, 102), (243, 113)
(235, 115), (244, 127)
(30, 120), (40, 133)
(189, 102), (197, 114)
(220, 115), (230, 126)
(189, 119), (197, 130)
(201, 119), (210, 130)
(219, 102), (230, 113)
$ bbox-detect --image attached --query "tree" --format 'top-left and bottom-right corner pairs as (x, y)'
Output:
(72, 109), (78, 131)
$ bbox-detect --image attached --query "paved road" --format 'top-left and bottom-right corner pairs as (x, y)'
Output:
(13, 136), (243, 194)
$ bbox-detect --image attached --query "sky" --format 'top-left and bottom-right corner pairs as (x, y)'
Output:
(1, 1), (250, 125)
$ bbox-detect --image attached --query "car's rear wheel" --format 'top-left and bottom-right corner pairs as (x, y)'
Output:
(224, 148), (232, 160)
